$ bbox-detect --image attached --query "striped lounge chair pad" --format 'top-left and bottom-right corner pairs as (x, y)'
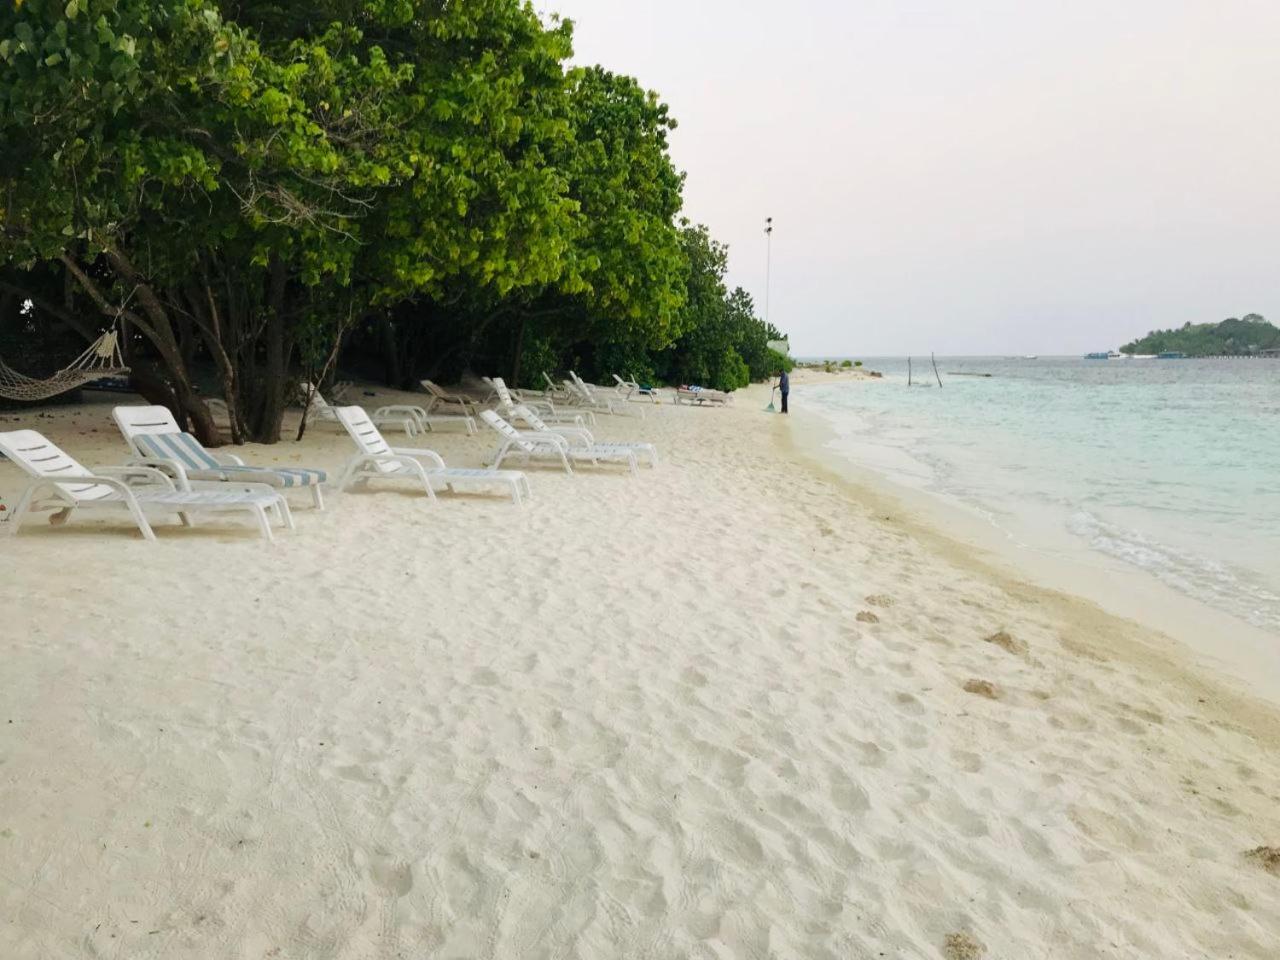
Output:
(136, 433), (326, 487)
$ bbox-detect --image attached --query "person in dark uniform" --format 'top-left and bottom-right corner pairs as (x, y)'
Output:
(777, 369), (789, 414)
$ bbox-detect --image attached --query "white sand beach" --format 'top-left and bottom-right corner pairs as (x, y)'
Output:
(2, 384), (1279, 959)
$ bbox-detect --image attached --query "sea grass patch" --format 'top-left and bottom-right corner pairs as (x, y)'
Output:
(962, 679), (1001, 700)
(983, 630), (1027, 655)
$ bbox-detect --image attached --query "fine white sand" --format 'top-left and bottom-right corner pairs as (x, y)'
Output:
(1, 383), (1278, 959)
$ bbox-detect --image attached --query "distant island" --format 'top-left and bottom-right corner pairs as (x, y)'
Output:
(1121, 314), (1279, 357)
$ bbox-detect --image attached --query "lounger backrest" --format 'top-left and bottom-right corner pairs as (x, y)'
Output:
(570, 373), (599, 401)
(490, 377), (517, 412)
(110, 405), (206, 463)
(421, 380), (448, 400)
(511, 404), (548, 431)
(479, 410), (533, 452)
(0, 430), (115, 501)
(542, 371), (556, 391)
(300, 383), (330, 412)
(612, 374), (627, 388)
(334, 406), (398, 473)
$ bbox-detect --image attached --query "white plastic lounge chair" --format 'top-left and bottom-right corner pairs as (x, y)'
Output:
(0, 430), (293, 541)
(490, 377), (592, 426)
(674, 386), (731, 406)
(334, 406), (529, 505)
(480, 410), (637, 476)
(540, 372), (574, 401)
(511, 404), (658, 467)
(113, 405), (327, 509)
(612, 374), (659, 403)
(299, 383), (420, 437)
(420, 379), (482, 419)
(571, 371), (645, 418)
(562, 378), (619, 416)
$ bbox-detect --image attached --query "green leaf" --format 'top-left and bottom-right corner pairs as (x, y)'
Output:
(65, 0), (80, 20)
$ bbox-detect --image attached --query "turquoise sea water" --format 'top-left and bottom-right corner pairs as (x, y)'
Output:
(804, 358), (1280, 635)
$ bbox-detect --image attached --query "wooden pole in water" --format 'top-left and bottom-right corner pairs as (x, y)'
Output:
(907, 355), (912, 386)
(931, 352), (942, 387)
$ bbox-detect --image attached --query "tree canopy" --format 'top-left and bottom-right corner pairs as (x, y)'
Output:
(1121, 314), (1278, 357)
(1, 0), (785, 439)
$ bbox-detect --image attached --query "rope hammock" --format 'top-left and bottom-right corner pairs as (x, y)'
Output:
(0, 325), (129, 402)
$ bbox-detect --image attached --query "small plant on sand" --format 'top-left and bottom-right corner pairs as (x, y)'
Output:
(840, 359), (852, 368)
(943, 932), (986, 960)
(1246, 846), (1280, 875)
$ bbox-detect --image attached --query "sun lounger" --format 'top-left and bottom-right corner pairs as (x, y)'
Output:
(674, 386), (731, 406)
(490, 377), (592, 426)
(0, 430), (293, 541)
(420, 379), (482, 420)
(334, 406), (529, 505)
(612, 374), (659, 403)
(113, 405), (327, 509)
(299, 383), (422, 437)
(511, 404), (658, 467)
(480, 410), (637, 476)
(571, 371), (645, 418)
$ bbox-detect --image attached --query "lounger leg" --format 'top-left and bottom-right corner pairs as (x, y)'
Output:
(311, 485), (325, 510)
(277, 498), (296, 531)
(336, 460), (357, 491)
(252, 506), (275, 541)
(559, 450), (573, 475)
(177, 511), (194, 527)
(125, 501), (157, 541)
(1, 485), (37, 537)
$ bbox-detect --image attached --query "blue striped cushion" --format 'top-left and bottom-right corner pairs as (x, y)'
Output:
(136, 433), (325, 487)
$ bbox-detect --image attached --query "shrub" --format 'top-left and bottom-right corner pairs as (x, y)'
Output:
(712, 347), (750, 392)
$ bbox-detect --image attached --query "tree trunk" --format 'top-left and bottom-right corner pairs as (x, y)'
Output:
(60, 251), (220, 446)
(510, 313), (527, 387)
(246, 257), (289, 443)
(129, 363), (221, 446)
(379, 314), (403, 388)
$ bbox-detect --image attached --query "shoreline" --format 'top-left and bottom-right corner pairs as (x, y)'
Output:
(2, 387), (1279, 957)
(784, 378), (1280, 707)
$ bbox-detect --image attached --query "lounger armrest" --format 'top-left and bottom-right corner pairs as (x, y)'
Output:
(518, 432), (570, 452)
(215, 453), (246, 467)
(390, 447), (448, 470)
(124, 457), (191, 490)
(546, 427), (593, 447)
(95, 465), (178, 491)
(374, 404), (429, 420)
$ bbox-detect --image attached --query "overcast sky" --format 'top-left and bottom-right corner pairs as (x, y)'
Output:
(548, 0), (1280, 355)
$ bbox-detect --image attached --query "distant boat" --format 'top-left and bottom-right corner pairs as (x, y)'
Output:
(1022, 354), (1038, 359)
(1157, 351), (1187, 359)
(1084, 351), (1111, 360)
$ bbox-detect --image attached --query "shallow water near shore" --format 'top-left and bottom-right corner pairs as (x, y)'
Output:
(802, 356), (1280, 639)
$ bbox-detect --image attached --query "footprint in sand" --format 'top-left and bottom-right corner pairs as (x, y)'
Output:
(856, 610), (880, 623)
(356, 848), (414, 898)
(864, 594), (894, 608)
